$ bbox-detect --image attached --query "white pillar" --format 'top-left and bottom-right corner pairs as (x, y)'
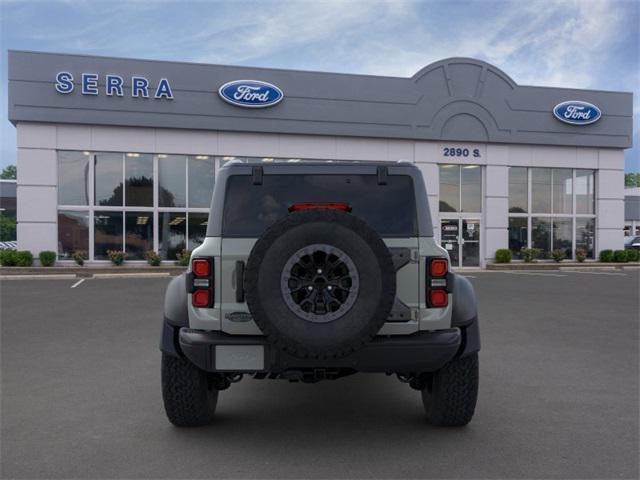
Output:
(596, 149), (625, 253)
(16, 123), (58, 256)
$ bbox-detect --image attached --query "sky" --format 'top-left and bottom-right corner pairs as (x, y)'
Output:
(0, 0), (638, 171)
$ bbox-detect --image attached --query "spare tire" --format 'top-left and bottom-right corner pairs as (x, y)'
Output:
(245, 208), (396, 359)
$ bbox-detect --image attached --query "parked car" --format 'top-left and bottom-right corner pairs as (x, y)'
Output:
(624, 236), (640, 250)
(160, 160), (480, 427)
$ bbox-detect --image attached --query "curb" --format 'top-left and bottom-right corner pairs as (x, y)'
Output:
(486, 262), (639, 271)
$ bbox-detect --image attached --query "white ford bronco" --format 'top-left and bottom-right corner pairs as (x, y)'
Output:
(160, 160), (480, 427)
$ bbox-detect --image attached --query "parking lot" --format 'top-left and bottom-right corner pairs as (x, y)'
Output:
(1, 270), (638, 479)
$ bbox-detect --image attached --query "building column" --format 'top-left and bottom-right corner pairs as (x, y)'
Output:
(596, 149), (625, 253)
(483, 164), (509, 265)
(16, 123), (58, 256)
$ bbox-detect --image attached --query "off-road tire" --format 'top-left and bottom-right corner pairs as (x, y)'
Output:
(161, 353), (218, 427)
(245, 208), (396, 360)
(422, 353), (479, 426)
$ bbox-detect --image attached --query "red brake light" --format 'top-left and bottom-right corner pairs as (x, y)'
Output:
(430, 258), (448, 277)
(192, 289), (210, 308)
(429, 289), (448, 308)
(289, 202), (351, 212)
(192, 259), (210, 277)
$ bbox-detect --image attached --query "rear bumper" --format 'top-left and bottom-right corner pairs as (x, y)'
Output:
(177, 328), (462, 374)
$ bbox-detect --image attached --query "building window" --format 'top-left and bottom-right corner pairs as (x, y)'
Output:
(58, 151), (90, 206)
(94, 211), (123, 260)
(508, 217), (527, 259)
(508, 167), (596, 260)
(57, 150), (215, 261)
(57, 210), (89, 259)
(439, 164), (482, 213)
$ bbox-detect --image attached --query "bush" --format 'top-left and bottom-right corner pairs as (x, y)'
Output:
(144, 250), (161, 266)
(575, 248), (587, 263)
(72, 250), (88, 266)
(38, 250), (56, 267)
(15, 250), (34, 267)
(0, 249), (18, 266)
(521, 248), (538, 263)
(495, 249), (512, 263)
(626, 249), (639, 262)
(551, 249), (566, 263)
(613, 250), (628, 263)
(176, 249), (192, 267)
(599, 249), (614, 262)
(107, 250), (127, 266)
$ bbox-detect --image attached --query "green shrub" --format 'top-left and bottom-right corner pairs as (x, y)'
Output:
(521, 248), (538, 263)
(0, 249), (18, 266)
(599, 249), (614, 262)
(626, 249), (639, 262)
(14, 250), (33, 267)
(575, 248), (587, 263)
(176, 249), (192, 267)
(39, 250), (56, 267)
(613, 250), (628, 263)
(107, 250), (127, 266)
(144, 250), (162, 266)
(72, 250), (88, 266)
(551, 249), (566, 263)
(495, 249), (512, 263)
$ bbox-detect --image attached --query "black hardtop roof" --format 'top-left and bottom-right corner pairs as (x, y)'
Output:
(221, 159), (418, 169)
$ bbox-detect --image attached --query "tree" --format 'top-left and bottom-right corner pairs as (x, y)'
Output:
(1, 165), (16, 179)
(625, 172), (640, 188)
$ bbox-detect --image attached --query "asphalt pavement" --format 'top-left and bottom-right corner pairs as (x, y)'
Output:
(1, 270), (638, 479)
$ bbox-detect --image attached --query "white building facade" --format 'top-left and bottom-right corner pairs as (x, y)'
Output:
(8, 51), (633, 267)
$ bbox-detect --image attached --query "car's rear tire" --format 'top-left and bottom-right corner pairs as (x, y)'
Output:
(421, 353), (479, 426)
(161, 353), (218, 427)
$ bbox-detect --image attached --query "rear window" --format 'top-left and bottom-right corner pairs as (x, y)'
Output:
(222, 174), (417, 237)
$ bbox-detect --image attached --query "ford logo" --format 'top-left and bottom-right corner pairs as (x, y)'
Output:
(553, 100), (601, 125)
(218, 80), (283, 108)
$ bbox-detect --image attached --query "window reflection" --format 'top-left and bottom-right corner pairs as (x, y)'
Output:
(508, 217), (527, 258)
(159, 212), (186, 260)
(188, 156), (215, 208)
(158, 155), (186, 207)
(125, 154), (153, 207)
(461, 165), (481, 213)
(94, 211), (123, 259)
(552, 217), (572, 257)
(58, 151), (90, 205)
(552, 169), (573, 214)
(125, 212), (153, 259)
(508, 167), (527, 213)
(188, 212), (209, 249)
(439, 165), (460, 212)
(576, 218), (595, 258)
(531, 217), (551, 258)
(58, 211), (89, 258)
(531, 168), (551, 213)
(95, 153), (123, 206)
(575, 170), (595, 214)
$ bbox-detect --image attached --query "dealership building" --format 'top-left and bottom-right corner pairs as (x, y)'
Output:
(7, 50), (633, 267)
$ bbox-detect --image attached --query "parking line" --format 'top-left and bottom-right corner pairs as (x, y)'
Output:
(70, 278), (86, 288)
(565, 270), (627, 276)
(501, 272), (567, 277)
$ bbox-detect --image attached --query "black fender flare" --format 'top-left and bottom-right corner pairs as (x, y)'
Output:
(450, 273), (480, 357)
(160, 274), (189, 357)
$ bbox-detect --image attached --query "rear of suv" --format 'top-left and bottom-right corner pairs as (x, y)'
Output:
(161, 160), (480, 427)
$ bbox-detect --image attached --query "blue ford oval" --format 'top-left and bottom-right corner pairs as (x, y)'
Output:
(218, 80), (283, 108)
(553, 100), (601, 125)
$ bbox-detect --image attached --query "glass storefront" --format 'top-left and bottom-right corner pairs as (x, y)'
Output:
(508, 168), (596, 260)
(58, 150), (215, 261)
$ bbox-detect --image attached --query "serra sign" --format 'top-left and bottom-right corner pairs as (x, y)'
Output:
(55, 72), (174, 99)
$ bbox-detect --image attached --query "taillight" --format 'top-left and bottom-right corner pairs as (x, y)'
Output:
(427, 257), (449, 308)
(188, 257), (214, 308)
(289, 202), (351, 212)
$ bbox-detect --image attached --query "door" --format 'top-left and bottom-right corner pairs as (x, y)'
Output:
(440, 218), (481, 267)
(440, 219), (460, 266)
(461, 219), (480, 267)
